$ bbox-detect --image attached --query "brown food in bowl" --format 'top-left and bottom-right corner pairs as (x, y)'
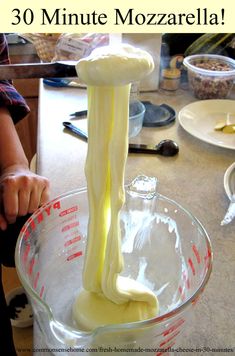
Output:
(193, 60), (231, 71)
(184, 55), (235, 100)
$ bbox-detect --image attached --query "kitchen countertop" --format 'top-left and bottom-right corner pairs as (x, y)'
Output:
(33, 83), (235, 354)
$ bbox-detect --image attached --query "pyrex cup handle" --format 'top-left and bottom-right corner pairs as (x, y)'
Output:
(126, 175), (158, 199)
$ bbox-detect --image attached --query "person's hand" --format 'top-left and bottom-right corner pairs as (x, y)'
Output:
(0, 165), (50, 230)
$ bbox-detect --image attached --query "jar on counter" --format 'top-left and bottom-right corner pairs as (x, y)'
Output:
(160, 68), (181, 92)
(130, 81), (140, 101)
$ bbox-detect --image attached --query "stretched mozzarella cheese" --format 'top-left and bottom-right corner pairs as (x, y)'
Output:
(73, 44), (158, 331)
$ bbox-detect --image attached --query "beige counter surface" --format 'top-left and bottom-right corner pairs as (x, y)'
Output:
(36, 83), (235, 353)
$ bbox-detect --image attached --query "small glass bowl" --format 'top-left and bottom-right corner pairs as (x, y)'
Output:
(183, 54), (235, 99)
(129, 100), (146, 137)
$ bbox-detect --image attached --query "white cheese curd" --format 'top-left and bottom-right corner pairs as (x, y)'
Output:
(76, 43), (154, 86)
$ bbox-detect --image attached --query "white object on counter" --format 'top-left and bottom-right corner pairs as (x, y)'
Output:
(123, 34), (162, 91)
(221, 162), (235, 225)
(221, 196), (235, 225)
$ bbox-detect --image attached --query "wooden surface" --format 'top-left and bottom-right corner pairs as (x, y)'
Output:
(10, 47), (40, 162)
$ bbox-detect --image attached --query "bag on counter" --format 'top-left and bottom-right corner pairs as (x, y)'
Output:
(20, 33), (109, 63)
(52, 33), (109, 61)
(20, 33), (61, 62)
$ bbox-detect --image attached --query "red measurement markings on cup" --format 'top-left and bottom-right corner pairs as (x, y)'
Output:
(23, 244), (31, 265)
(27, 260), (45, 298)
(191, 294), (201, 307)
(28, 257), (41, 292)
(178, 285), (185, 301)
(28, 258), (36, 276)
(159, 330), (179, 348)
(64, 235), (81, 247)
(62, 220), (82, 261)
(22, 201), (61, 241)
(204, 247), (212, 272)
(67, 250), (83, 261)
(21, 224), (31, 241)
(61, 221), (79, 232)
(33, 273), (46, 300)
(59, 205), (79, 217)
(157, 318), (185, 355)
(192, 244), (201, 264)
(64, 229), (79, 240)
(178, 243), (205, 300)
(183, 271), (190, 290)
(178, 244), (211, 304)
(162, 318), (185, 337)
(156, 341), (176, 356)
(63, 222), (83, 261)
(33, 271), (40, 289)
(40, 285), (45, 298)
(188, 257), (196, 276)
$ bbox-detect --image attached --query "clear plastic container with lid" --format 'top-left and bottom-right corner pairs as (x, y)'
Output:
(183, 54), (235, 99)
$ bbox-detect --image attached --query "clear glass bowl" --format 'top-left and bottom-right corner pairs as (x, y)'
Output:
(15, 176), (212, 355)
(129, 100), (146, 137)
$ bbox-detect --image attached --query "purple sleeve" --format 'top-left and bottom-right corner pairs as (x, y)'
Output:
(0, 33), (30, 124)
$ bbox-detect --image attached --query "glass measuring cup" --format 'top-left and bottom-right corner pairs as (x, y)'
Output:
(15, 175), (212, 355)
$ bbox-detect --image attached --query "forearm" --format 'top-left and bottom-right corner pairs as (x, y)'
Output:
(0, 107), (29, 174)
(0, 106), (49, 229)
(0, 34), (49, 229)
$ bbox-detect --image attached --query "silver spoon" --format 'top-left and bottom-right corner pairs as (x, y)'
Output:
(63, 122), (179, 157)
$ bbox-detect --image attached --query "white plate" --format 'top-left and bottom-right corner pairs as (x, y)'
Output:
(178, 100), (235, 150)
